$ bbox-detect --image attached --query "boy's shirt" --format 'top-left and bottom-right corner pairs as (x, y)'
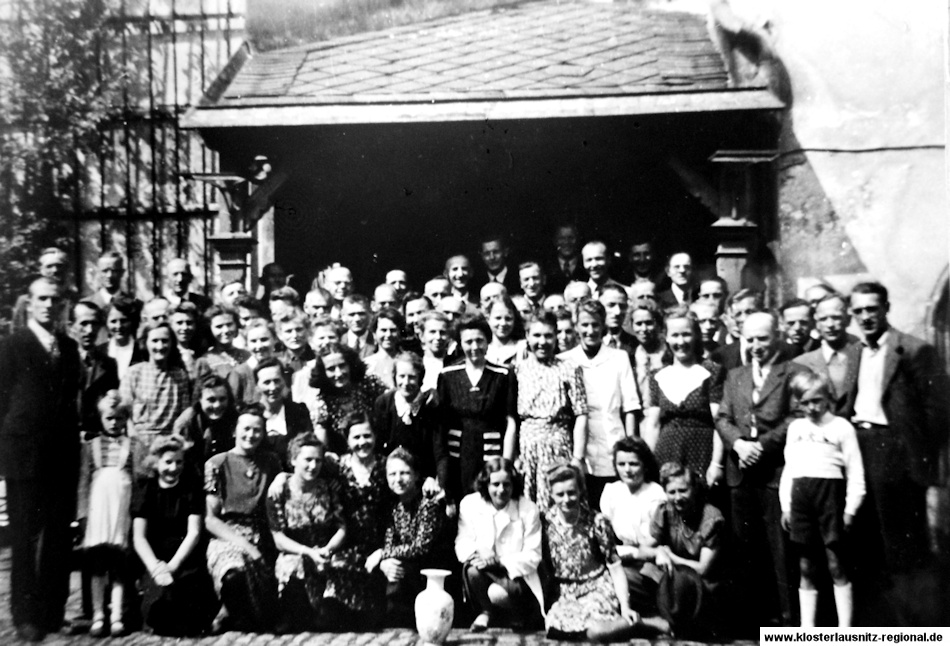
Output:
(779, 414), (866, 517)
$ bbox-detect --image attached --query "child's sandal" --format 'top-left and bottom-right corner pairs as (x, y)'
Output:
(109, 620), (125, 637)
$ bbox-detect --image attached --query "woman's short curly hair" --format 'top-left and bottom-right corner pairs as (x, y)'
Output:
(474, 457), (524, 502)
(143, 435), (186, 475)
(386, 446), (420, 475)
(544, 462), (587, 506)
(308, 342), (367, 390)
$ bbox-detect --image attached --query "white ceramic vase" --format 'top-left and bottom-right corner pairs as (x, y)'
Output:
(414, 568), (454, 646)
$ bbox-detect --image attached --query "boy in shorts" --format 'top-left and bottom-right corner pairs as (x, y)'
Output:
(780, 371), (865, 627)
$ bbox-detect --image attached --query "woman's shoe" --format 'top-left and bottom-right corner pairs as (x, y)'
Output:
(470, 612), (491, 632)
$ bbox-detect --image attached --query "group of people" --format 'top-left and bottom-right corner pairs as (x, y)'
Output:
(0, 229), (946, 642)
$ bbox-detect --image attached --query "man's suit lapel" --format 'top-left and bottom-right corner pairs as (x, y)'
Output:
(842, 342), (862, 399)
(756, 360), (787, 403)
(882, 331), (902, 390)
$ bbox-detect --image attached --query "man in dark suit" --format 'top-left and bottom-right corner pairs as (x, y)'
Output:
(792, 293), (860, 417)
(0, 278), (82, 641)
(164, 257), (213, 313)
(848, 282), (949, 625)
(717, 312), (804, 629)
(656, 252), (695, 310)
(545, 223), (586, 295)
(780, 298), (819, 356)
(713, 289), (797, 371)
(71, 301), (120, 439)
(473, 233), (519, 295)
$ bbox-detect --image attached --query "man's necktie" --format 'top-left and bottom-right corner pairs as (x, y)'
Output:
(828, 352), (847, 397)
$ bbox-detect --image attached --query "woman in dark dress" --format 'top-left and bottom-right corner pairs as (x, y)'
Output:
(642, 307), (724, 487)
(204, 403), (282, 633)
(305, 343), (388, 455)
(335, 412), (390, 626)
(372, 352), (448, 493)
(132, 436), (215, 636)
(639, 462), (724, 637)
(437, 314), (517, 505)
(365, 448), (454, 628)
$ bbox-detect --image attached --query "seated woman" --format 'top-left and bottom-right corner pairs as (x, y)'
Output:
(132, 436), (215, 636)
(204, 404), (282, 633)
(266, 433), (348, 632)
(542, 464), (639, 642)
(365, 448), (454, 628)
(456, 458), (544, 631)
(304, 343), (388, 455)
(372, 352), (448, 494)
(335, 412), (391, 627)
(599, 437), (667, 622)
(639, 462), (724, 638)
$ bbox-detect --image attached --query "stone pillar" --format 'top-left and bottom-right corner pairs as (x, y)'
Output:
(208, 233), (257, 286)
(712, 217), (757, 293)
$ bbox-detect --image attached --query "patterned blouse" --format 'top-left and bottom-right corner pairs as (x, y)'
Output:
(543, 507), (620, 582)
(266, 471), (345, 549)
(337, 454), (390, 555)
(308, 375), (389, 455)
(120, 361), (192, 436)
(382, 493), (447, 562)
(514, 353), (588, 423)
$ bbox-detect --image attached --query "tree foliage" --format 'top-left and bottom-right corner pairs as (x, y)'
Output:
(0, 0), (130, 330)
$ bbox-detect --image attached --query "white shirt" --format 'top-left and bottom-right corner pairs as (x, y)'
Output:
(108, 338), (135, 381)
(560, 345), (641, 476)
(779, 414), (866, 516)
(265, 404), (288, 438)
(853, 330), (889, 426)
(488, 266), (509, 284)
(600, 480), (666, 547)
(422, 354), (445, 392)
(27, 319), (56, 355)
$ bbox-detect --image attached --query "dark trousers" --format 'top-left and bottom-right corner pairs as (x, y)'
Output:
(462, 564), (541, 627)
(6, 477), (76, 630)
(730, 485), (796, 627)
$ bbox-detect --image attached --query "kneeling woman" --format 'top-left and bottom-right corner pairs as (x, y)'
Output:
(456, 458), (544, 631)
(543, 464), (639, 642)
(365, 448), (454, 628)
(204, 404), (282, 632)
(639, 462), (723, 637)
(267, 433), (348, 632)
(132, 436), (216, 636)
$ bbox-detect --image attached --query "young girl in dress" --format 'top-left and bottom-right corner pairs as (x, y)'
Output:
(77, 390), (141, 637)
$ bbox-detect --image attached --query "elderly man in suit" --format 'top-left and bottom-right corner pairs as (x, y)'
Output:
(0, 278), (82, 641)
(656, 252), (695, 309)
(164, 258), (212, 313)
(848, 282), (949, 624)
(717, 312), (804, 629)
(546, 223), (587, 295)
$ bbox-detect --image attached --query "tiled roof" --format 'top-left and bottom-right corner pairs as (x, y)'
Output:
(186, 0), (782, 126)
(228, 1), (733, 103)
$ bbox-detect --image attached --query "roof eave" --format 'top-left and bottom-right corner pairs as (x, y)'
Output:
(180, 87), (784, 129)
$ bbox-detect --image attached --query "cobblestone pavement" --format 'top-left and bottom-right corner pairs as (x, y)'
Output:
(0, 548), (750, 646)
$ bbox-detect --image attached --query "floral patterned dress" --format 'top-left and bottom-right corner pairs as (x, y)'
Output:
(650, 360), (723, 474)
(204, 450), (281, 628)
(514, 353), (588, 509)
(266, 471), (347, 611)
(335, 454), (390, 614)
(542, 507), (622, 634)
(306, 376), (388, 455)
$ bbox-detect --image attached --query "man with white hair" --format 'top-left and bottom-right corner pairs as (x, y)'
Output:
(717, 312), (805, 630)
(479, 282), (507, 314)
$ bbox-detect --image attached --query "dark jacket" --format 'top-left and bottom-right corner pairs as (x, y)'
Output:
(372, 390), (448, 488)
(79, 346), (120, 439)
(792, 341), (862, 419)
(0, 328), (82, 479)
(715, 359), (806, 488)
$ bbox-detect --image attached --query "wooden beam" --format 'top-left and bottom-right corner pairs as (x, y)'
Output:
(181, 89), (784, 128)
